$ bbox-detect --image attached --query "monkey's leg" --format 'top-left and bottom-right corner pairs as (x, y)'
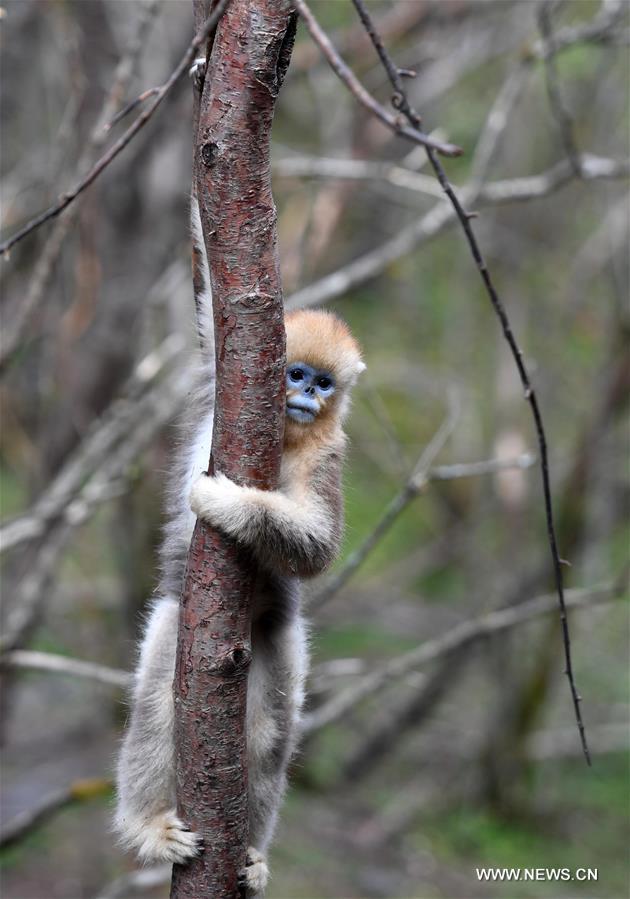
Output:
(115, 596), (201, 863)
(242, 613), (308, 897)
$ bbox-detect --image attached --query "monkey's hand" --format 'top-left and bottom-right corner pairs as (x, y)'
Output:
(190, 471), (336, 576)
(121, 808), (202, 865)
(190, 472), (254, 533)
(238, 847), (269, 897)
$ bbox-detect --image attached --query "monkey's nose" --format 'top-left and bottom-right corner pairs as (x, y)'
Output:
(304, 385), (315, 396)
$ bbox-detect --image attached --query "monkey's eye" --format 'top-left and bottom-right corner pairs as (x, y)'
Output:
(289, 368), (304, 382)
(317, 376), (333, 390)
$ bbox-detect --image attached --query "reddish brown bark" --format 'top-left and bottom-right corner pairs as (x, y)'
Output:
(171, 3), (296, 898)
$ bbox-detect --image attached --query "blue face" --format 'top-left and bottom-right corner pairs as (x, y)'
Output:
(286, 361), (335, 424)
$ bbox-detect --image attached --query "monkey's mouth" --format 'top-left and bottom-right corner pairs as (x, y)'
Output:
(286, 402), (317, 423)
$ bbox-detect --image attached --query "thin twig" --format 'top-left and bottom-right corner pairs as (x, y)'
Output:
(290, 0), (462, 159)
(537, 0), (582, 177)
(311, 393), (461, 610)
(529, 0), (625, 58)
(343, 0), (593, 763)
(468, 65), (529, 188)
(273, 154), (443, 198)
(102, 87), (161, 133)
(0, 0), (232, 255)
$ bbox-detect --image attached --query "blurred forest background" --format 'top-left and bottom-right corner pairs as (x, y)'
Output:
(1, 1), (629, 898)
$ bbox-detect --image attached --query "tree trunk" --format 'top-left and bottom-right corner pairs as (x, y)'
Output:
(170, 3), (296, 898)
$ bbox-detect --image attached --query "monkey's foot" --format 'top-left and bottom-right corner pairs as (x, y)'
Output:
(135, 809), (201, 864)
(238, 847), (269, 897)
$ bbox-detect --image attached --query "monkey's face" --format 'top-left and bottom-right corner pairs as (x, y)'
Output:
(285, 361), (335, 425)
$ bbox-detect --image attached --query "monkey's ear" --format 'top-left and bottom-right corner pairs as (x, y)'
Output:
(356, 361), (367, 375)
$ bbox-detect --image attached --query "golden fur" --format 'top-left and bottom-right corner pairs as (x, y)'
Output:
(285, 310), (364, 385)
(284, 309), (364, 451)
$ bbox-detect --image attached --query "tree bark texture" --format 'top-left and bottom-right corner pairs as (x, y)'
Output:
(171, 3), (296, 898)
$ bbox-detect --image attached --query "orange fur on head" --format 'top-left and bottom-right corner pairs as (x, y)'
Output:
(283, 309), (364, 449)
(285, 309), (364, 385)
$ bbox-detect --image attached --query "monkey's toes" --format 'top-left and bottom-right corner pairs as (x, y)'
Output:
(238, 847), (269, 896)
(137, 809), (202, 865)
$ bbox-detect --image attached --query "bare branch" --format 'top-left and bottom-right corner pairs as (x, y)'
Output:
(537, 0), (582, 177)
(469, 65), (529, 188)
(430, 453), (536, 481)
(311, 446), (535, 611)
(0, 356), (196, 652)
(290, 0), (434, 74)
(0, 778), (112, 849)
(348, 0), (598, 765)
(0, 0), (160, 372)
(311, 393), (460, 610)
(0, 335), (187, 554)
(0, 0), (232, 256)
(528, 0), (626, 58)
(273, 154), (443, 198)
(479, 154), (629, 204)
(290, 0), (462, 159)
(2, 650), (130, 688)
(302, 582), (621, 736)
(285, 153), (629, 310)
(286, 197), (454, 310)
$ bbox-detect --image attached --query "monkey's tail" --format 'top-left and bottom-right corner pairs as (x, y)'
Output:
(190, 194), (215, 358)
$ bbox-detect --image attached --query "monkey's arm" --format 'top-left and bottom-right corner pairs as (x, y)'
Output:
(189, 460), (343, 577)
